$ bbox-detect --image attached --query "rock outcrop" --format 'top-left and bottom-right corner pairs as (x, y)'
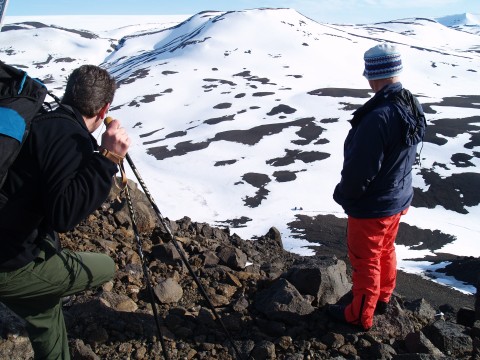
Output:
(0, 181), (478, 359)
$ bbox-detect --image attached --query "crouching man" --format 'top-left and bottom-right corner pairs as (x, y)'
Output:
(0, 65), (130, 359)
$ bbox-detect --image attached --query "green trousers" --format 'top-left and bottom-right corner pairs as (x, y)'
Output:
(0, 238), (115, 360)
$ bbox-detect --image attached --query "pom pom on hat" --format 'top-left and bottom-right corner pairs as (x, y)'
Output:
(363, 43), (403, 80)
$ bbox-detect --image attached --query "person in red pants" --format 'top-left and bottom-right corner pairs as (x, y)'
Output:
(330, 43), (426, 330)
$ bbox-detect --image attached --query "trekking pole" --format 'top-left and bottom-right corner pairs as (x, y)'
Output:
(102, 119), (169, 359)
(122, 182), (170, 360)
(104, 117), (244, 360)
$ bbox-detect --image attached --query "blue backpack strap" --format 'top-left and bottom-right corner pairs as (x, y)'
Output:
(0, 107), (26, 141)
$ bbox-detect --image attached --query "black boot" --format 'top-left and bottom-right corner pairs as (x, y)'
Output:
(327, 304), (347, 322)
(375, 300), (388, 315)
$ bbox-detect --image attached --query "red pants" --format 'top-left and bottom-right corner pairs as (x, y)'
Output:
(344, 209), (407, 329)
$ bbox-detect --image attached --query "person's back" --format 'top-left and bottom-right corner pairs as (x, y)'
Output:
(0, 64), (130, 359)
(334, 81), (424, 218)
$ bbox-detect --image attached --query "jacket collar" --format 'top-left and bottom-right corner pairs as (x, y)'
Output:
(351, 82), (403, 126)
(57, 105), (89, 133)
(56, 105), (100, 149)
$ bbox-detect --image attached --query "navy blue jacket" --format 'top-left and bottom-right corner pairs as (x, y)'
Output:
(0, 106), (118, 270)
(333, 82), (426, 218)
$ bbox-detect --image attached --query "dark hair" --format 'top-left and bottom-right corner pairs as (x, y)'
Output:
(62, 65), (116, 117)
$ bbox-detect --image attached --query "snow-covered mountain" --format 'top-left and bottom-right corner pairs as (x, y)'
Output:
(436, 12), (480, 35)
(1, 9), (479, 294)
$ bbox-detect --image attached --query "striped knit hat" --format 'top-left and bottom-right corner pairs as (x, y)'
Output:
(363, 43), (403, 80)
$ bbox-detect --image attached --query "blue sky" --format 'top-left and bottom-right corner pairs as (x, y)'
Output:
(4, 0), (480, 24)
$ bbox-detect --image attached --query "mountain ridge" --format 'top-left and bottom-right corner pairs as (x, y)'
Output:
(436, 12), (480, 26)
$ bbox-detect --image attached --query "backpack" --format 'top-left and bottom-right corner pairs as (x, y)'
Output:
(0, 61), (49, 188)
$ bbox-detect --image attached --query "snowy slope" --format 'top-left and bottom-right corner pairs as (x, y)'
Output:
(1, 9), (479, 294)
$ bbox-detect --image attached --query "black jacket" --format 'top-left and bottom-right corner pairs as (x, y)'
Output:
(333, 82), (426, 218)
(0, 106), (118, 270)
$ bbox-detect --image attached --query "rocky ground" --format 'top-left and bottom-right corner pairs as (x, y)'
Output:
(287, 214), (478, 312)
(0, 180), (479, 360)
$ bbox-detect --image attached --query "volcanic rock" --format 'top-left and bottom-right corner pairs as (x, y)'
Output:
(0, 180), (477, 360)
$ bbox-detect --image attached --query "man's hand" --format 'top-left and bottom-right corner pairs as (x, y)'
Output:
(101, 118), (131, 157)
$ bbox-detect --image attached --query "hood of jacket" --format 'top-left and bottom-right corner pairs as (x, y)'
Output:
(352, 82), (426, 146)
